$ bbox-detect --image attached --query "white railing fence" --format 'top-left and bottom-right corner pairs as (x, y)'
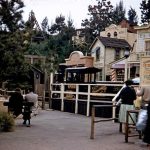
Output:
(51, 83), (124, 117)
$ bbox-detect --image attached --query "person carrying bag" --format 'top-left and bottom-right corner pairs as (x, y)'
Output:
(136, 108), (147, 131)
(136, 86), (150, 147)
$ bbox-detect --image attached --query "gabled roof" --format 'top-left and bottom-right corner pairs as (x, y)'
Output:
(90, 36), (131, 50)
(98, 36), (131, 49)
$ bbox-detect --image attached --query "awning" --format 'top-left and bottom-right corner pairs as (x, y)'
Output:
(111, 59), (140, 69)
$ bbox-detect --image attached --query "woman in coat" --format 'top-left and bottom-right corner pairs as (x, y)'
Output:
(116, 80), (136, 133)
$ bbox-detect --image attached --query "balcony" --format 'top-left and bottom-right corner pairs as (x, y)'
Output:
(129, 51), (150, 62)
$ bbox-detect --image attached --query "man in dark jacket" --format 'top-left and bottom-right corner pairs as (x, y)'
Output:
(9, 88), (23, 117)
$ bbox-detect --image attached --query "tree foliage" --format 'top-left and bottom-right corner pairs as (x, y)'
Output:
(112, 0), (126, 25)
(26, 15), (76, 72)
(49, 14), (66, 34)
(128, 7), (138, 25)
(41, 17), (49, 34)
(48, 16), (76, 64)
(81, 0), (113, 38)
(140, 0), (150, 23)
(0, 0), (30, 89)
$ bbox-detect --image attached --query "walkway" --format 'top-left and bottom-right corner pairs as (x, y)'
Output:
(0, 110), (147, 150)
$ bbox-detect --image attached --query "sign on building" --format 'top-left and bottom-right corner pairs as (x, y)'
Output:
(140, 57), (150, 85)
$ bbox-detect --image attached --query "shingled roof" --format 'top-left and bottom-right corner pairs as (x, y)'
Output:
(98, 36), (131, 49)
(97, 36), (131, 49)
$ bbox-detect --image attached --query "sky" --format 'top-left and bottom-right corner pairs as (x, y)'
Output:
(23, 0), (141, 28)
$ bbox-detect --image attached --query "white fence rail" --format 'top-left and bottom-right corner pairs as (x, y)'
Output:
(51, 83), (124, 117)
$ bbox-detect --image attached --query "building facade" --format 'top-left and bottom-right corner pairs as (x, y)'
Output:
(90, 36), (130, 81)
(100, 20), (137, 51)
(91, 20), (139, 81)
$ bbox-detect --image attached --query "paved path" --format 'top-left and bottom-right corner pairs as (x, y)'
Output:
(0, 110), (148, 150)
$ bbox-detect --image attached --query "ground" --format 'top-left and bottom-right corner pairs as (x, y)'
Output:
(0, 110), (148, 150)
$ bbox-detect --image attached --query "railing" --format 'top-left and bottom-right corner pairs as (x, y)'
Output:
(90, 104), (118, 139)
(0, 88), (26, 96)
(51, 82), (123, 117)
(129, 51), (150, 62)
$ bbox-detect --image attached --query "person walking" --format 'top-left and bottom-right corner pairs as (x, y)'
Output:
(9, 88), (23, 118)
(116, 80), (136, 133)
(136, 86), (150, 147)
(23, 87), (38, 126)
(25, 87), (38, 112)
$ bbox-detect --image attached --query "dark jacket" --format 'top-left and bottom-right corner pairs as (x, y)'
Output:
(9, 92), (23, 117)
(116, 86), (136, 105)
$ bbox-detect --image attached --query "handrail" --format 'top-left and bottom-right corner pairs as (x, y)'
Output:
(90, 104), (117, 139)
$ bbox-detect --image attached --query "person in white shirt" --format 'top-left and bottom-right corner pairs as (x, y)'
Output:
(25, 87), (38, 110)
(132, 73), (140, 84)
(22, 87), (38, 126)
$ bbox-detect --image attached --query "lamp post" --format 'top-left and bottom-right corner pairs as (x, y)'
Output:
(124, 47), (130, 81)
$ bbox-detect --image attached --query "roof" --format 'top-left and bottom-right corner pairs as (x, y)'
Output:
(31, 66), (44, 74)
(97, 36), (131, 49)
(89, 36), (131, 50)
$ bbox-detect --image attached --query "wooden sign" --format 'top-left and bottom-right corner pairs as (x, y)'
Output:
(140, 57), (150, 85)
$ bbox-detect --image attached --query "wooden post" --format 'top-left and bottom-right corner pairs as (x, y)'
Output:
(49, 90), (52, 109)
(61, 83), (64, 111)
(86, 84), (90, 116)
(90, 106), (95, 139)
(75, 84), (79, 114)
(125, 110), (129, 143)
(42, 93), (45, 110)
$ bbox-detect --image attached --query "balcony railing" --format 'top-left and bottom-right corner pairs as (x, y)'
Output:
(129, 51), (150, 62)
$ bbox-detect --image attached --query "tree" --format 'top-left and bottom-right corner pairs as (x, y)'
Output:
(41, 17), (49, 34)
(81, 0), (113, 38)
(128, 7), (138, 25)
(0, 0), (24, 32)
(140, 0), (150, 23)
(27, 15), (76, 72)
(49, 14), (66, 34)
(0, 0), (30, 89)
(112, 0), (126, 25)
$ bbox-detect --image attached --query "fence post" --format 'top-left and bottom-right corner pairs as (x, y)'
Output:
(86, 84), (90, 116)
(75, 84), (79, 114)
(90, 106), (95, 139)
(61, 83), (64, 111)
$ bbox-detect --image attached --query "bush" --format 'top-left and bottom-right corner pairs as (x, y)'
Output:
(0, 112), (15, 132)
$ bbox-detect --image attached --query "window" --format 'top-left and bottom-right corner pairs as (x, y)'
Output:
(145, 40), (150, 51)
(95, 47), (100, 61)
(114, 31), (117, 38)
(107, 33), (111, 37)
(115, 49), (120, 60)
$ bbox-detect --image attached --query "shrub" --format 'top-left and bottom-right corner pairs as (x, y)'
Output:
(0, 112), (15, 132)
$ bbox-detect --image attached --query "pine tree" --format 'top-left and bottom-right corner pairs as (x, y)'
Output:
(140, 0), (150, 23)
(128, 7), (138, 25)
(112, 0), (126, 25)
